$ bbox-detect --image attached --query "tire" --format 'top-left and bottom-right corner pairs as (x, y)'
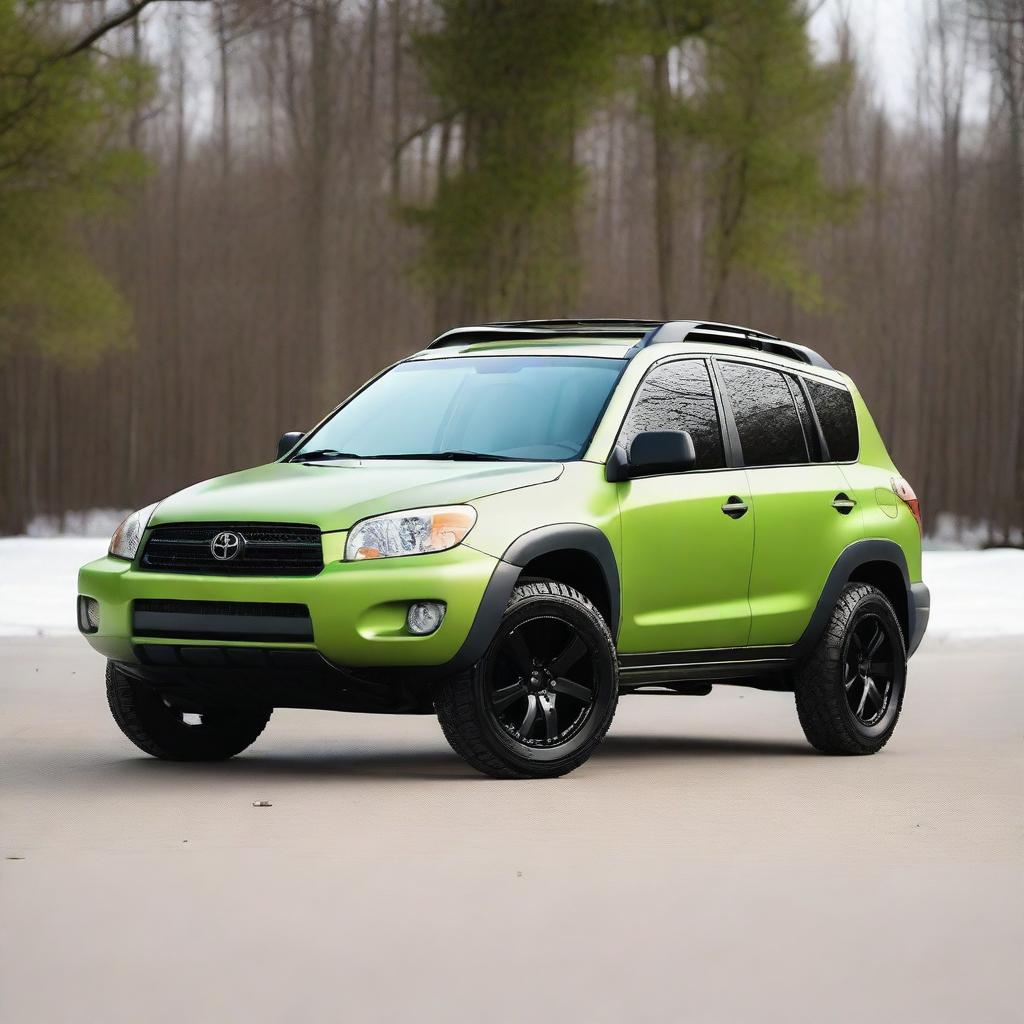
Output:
(794, 583), (907, 755)
(433, 580), (619, 779)
(106, 661), (272, 761)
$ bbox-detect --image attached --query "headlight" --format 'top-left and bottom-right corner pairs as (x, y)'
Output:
(345, 505), (477, 561)
(109, 503), (159, 561)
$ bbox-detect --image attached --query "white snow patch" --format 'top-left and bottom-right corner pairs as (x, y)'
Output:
(922, 549), (1024, 643)
(0, 538), (109, 636)
(0, 538), (1021, 643)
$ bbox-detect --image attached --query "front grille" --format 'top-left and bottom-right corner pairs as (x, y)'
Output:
(133, 599), (314, 642)
(140, 523), (323, 576)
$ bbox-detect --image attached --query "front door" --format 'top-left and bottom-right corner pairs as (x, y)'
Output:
(615, 358), (754, 654)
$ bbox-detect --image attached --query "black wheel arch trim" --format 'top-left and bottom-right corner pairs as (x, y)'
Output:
(791, 538), (924, 662)
(442, 525), (621, 675)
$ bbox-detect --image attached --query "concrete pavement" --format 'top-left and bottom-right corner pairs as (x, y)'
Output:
(1, 635), (1021, 1022)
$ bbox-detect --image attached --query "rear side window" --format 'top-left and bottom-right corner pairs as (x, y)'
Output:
(804, 379), (859, 461)
(788, 377), (822, 461)
(718, 361), (808, 467)
(619, 359), (725, 470)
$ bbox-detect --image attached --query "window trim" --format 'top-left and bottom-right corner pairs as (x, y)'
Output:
(712, 356), (859, 470)
(611, 355), (733, 476)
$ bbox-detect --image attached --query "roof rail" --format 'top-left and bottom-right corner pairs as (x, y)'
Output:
(636, 320), (834, 370)
(429, 319), (657, 348)
(428, 317), (834, 369)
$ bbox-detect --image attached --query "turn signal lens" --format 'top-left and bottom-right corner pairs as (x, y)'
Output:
(109, 503), (159, 560)
(892, 477), (922, 534)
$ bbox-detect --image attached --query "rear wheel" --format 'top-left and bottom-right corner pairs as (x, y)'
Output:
(106, 661), (272, 761)
(794, 583), (906, 755)
(434, 580), (618, 779)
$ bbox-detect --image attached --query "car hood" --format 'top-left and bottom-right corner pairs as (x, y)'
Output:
(150, 459), (563, 533)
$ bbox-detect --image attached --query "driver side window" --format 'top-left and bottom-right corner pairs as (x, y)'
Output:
(618, 360), (726, 470)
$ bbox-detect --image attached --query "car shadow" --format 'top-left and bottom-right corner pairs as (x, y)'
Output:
(601, 734), (813, 760)
(103, 732), (813, 783)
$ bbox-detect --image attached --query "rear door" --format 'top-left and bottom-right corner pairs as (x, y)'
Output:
(714, 359), (862, 648)
(615, 358), (753, 654)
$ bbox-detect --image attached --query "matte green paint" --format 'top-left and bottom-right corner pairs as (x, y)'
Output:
(79, 339), (922, 672)
(151, 459), (562, 534)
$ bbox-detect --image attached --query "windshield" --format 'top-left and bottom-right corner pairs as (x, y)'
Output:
(294, 355), (626, 462)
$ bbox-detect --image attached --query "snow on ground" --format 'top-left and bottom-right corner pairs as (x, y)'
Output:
(0, 538), (109, 637)
(0, 535), (1021, 643)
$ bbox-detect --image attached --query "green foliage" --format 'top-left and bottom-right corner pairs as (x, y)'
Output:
(0, 0), (151, 362)
(407, 0), (623, 321)
(692, 0), (859, 307)
(408, 0), (856, 318)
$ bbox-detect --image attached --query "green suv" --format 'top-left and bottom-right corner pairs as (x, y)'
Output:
(78, 319), (929, 778)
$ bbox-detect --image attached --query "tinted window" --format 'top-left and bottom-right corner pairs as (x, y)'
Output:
(619, 360), (725, 470)
(719, 361), (808, 467)
(788, 376), (822, 461)
(295, 355), (625, 462)
(804, 379), (859, 461)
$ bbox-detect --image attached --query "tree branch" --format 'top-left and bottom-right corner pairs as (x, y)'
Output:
(51, 0), (158, 62)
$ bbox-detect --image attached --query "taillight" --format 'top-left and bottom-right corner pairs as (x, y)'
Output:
(892, 477), (922, 533)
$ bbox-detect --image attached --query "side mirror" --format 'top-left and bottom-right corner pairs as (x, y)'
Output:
(277, 431), (305, 460)
(605, 430), (696, 482)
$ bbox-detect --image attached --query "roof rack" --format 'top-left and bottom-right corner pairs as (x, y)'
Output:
(428, 318), (833, 370)
(636, 320), (834, 369)
(429, 319), (656, 349)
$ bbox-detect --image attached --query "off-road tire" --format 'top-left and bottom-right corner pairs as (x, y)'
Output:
(434, 580), (618, 779)
(106, 661), (272, 761)
(794, 583), (907, 755)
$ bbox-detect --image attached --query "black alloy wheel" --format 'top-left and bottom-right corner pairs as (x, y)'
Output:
(433, 580), (618, 779)
(794, 582), (907, 755)
(488, 615), (598, 748)
(843, 613), (896, 726)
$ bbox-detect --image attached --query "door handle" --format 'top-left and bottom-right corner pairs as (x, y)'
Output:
(721, 496), (749, 519)
(832, 493), (857, 514)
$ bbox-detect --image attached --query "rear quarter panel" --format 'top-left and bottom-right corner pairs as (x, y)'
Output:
(839, 381), (923, 582)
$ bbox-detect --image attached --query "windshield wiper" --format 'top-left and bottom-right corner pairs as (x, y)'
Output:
(374, 450), (519, 462)
(290, 449), (363, 462)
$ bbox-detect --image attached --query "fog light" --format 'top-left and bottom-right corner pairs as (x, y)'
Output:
(407, 601), (445, 635)
(78, 596), (100, 634)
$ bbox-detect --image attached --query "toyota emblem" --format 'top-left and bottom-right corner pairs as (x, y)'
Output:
(210, 530), (244, 561)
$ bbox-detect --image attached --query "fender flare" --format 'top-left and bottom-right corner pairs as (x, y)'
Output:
(790, 539), (919, 662)
(442, 524), (621, 674)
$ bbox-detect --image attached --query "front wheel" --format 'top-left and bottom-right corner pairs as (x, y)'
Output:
(434, 580), (619, 779)
(794, 583), (907, 755)
(106, 661), (272, 761)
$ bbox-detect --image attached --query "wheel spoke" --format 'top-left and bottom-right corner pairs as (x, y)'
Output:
(519, 694), (538, 736)
(492, 681), (527, 713)
(855, 678), (870, 718)
(863, 676), (882, 713)
(504, 628), (533, 677)
(849, 633), (864, 661)
(550, 676), (593, 703)
(538, 693), (558, 740)
(547, 633), (587, 677)
(865, 622), (885, 658)
(843, 664), (858, 690)
(869, 660), (894, 679)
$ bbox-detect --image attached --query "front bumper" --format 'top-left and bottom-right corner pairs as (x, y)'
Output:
(77, 542), (503, 671)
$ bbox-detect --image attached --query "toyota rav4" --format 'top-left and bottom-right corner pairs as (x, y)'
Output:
(78, 318), (930, 778)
